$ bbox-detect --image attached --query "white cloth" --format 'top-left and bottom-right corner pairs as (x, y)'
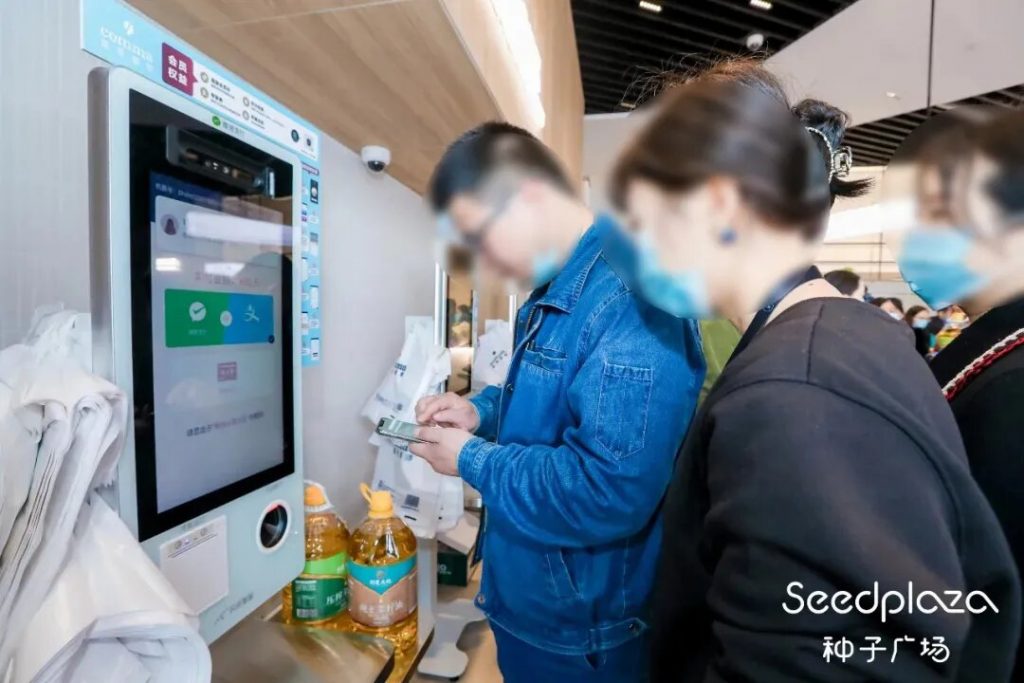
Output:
(9, 496), (210, 683)
(0, 310), (209, 682)
(0, 347), (44, 559)
(0, 347), (126, 668)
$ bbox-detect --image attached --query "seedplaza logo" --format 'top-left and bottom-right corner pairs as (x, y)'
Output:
(783, 582), (999, 624)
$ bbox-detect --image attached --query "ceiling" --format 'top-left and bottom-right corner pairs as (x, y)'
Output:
(572, 0), (860, 114)
(845, 84), (1024, 167)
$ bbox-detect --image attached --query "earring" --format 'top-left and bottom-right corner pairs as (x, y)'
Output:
(718, 226), (737, 245)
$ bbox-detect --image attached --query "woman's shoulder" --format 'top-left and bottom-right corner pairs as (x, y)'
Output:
(712, 297), (958, 433)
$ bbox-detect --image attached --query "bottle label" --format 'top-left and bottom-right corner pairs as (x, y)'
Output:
(291, 551), (347, 621)
(347, 555), (417, 628)
(304, 552), (346, 577)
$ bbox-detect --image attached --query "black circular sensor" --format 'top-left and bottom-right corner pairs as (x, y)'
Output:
(290, 129), (300, 142)
(259, 504), (288, 549)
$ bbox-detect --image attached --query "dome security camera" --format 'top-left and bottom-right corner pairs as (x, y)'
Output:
(745, 33), (765, 51)
(361, 145), (391, 174)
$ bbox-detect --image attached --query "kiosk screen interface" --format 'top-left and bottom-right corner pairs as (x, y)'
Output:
(129, 91), (295, 540)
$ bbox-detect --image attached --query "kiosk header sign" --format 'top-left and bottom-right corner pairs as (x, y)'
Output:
(81, 0), (324, 366)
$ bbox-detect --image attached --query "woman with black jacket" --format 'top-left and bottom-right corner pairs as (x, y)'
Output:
(610, 77), (1020, 681)
(898, 107), (1024, 677)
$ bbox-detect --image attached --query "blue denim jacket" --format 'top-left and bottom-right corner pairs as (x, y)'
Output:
(458, 215), (704, 655)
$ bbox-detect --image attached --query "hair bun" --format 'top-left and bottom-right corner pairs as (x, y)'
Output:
(793, 98), (872, 200)
(792, 99), (849, 148)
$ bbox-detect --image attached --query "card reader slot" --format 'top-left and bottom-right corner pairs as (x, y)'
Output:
(166, 126), (271, 195)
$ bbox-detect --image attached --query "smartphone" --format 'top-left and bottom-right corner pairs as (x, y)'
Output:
(376, 417), (428, 443)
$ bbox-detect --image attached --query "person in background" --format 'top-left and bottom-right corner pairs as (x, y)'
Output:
(922, 315), (946, 357)
(824, 268), (867, 299)
(905, 305), (937, 356)
(898, 107), (1024, 676)
(695, 319), (739, 403)
(904, 304), (931, 326)
(611, 77), (1020, 681)
(935, 304), (970, 350)
(410, 122), (704, 682)
(873, 296), (905, 319)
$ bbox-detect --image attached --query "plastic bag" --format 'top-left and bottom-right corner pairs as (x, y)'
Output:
(363, 319), (462, 537)
(9, 495), (210, 683)
(361, 318), (450, 432)
(470, 321), (513, 391)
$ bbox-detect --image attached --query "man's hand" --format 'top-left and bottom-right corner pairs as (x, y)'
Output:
(415, 392), (480, 432)
(409, 426), (475, 477)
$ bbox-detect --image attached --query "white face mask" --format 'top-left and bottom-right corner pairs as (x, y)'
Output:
(889, 311), (904, 320)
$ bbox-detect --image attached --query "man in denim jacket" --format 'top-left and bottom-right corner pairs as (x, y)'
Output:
(410, 122), (704, 682)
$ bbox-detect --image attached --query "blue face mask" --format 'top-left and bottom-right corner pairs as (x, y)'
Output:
(531, 249), (561, 288)
(912, 318), (929, 329)
(897, 227), (990, 309)
(634, 234), (711, 319)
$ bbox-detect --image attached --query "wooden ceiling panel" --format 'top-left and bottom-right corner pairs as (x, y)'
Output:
(128, 0), (377, 33)
(127, 0), (502, 191)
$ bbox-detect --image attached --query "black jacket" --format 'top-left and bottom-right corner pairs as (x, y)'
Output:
(932, 296), (1024, 677)
(651, 297), (1020, 682)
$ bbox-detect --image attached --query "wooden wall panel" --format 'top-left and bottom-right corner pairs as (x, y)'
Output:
(441, 0), (585, 184)
(529, 0), (584, 185)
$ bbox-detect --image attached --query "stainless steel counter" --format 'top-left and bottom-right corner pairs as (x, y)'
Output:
(211, 607), (395, 683)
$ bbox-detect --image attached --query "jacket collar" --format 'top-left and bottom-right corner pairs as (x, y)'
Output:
(932, 295), (1024, 387)
(533, 213), (616, 313)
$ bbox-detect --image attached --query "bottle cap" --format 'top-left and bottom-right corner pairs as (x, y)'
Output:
(303, 480), (332, 513)
(360, 483), (394, 519)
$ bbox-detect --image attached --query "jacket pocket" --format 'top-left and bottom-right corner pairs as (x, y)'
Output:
(596, 362), (652, 459)
(545, 548), (584, 604)
(521, 346), (567, 375)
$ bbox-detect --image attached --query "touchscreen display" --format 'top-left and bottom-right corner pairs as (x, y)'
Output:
(149, 174), (287, 512)
(128, 88), (296, 540)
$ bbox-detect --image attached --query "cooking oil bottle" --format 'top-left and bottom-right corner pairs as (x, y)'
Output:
(347, 484), (418, 652)
(281, 481), (350, 625)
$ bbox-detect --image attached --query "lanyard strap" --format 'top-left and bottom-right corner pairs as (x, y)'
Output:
(728, 266), (823, 362)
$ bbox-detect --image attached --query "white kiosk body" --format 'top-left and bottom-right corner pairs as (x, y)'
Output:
(90, 67), (304, 642)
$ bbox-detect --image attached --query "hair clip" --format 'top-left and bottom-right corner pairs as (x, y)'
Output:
(805, 127), (854, 182)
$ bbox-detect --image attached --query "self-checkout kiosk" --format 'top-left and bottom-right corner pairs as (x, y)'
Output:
(90, 66), (305, 643)
(78, 3), (440, 677)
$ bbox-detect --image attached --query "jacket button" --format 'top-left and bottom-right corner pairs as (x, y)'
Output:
(506, 384), (514, 393)
(628, 622), (639, 633)
(476, 594), (486, 606)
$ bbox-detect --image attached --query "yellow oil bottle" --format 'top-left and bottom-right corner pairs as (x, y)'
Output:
(347, 484), (418, 652)
(281, 482), (350, 625)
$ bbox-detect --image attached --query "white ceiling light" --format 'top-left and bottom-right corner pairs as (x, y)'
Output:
(885, 91), (899, 98)
(490, 0), (546, 130)
(749, 0), (773, 9)
(620, 100), (638, 110)
(638, 1), (663, 13)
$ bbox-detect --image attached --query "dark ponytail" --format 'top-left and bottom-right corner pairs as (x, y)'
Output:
(791, 99), (872, 203)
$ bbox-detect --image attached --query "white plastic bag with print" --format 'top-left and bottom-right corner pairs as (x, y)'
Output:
(361, 318), (449, 435)
(363, 318), (459, 536)
(470, 321), (513, 392)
